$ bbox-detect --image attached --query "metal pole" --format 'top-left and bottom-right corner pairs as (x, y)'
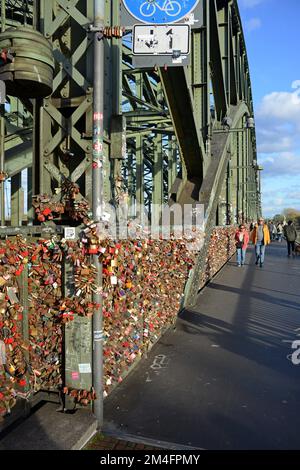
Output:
(1, 0), (5, 32)
(0, 0), (5, 225)
(0, 103), (5, 226)
(92, 0), (105, 430)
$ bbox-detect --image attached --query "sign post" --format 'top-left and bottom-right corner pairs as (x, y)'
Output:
(121, 0), (202, 68)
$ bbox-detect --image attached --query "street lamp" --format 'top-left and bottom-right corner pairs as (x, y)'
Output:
(214, 114), (255, 133)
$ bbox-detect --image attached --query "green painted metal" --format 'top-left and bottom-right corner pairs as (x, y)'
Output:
(0, 102), (5, 225)
(3, 0), (260, 224)
(11, 171), (23, 226)
(0, 0), (261, 292)
(0, 26), (54, 98)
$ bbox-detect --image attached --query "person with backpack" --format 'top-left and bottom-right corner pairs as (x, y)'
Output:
(284, 221), (298, 257)
(235, 224), (250, 267)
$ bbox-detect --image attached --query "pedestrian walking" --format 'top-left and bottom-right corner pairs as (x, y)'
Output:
(251, 217), (271, 267)
(235, 224), (249, 267)
(267, 221), (272, 240)
(284, 220), (298, 257)
(269, 221), (277, 241)
(277, 222), (283, 242)
(268, 221), (275, 241)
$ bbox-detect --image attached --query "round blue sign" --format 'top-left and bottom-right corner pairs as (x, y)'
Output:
(122, 0), (200, 25)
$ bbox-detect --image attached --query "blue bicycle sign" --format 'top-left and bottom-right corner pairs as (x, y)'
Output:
(122, 0), (200, 25)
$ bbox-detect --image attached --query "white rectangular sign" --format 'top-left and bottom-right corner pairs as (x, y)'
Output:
(133, 24), (190, 56)
(78, 363), (92, 374)
(64, 227), (76, 240)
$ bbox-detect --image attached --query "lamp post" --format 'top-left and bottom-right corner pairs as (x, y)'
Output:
(213, 115), (255, 134)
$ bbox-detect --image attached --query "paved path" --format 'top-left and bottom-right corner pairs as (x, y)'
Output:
(104, 243), (300, 450)
(0, 402), (96, 450)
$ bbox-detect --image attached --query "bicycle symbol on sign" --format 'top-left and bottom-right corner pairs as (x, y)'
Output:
(140, 0), (182, 18)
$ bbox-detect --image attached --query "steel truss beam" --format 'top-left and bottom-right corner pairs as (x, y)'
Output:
(1, 0), (260, 229)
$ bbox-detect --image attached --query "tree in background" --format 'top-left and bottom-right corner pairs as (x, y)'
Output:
(283, 208), (300, 226)
(270, 209), (300, 227)
(273, 214), (283, 224)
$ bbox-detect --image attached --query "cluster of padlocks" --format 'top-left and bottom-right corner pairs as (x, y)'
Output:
(199, 227), (237, 289)
(0, 220), (238, 418)
(0, 22), (238, 419)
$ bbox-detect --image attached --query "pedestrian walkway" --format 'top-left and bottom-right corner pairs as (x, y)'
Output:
(84, 433), (160, 450)
(0, 402), (97, 450)
(104, 243), (300, 450)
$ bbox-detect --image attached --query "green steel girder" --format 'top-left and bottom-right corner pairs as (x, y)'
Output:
(0, 0), (261, 413)
(5, 141), (32, 177)
(184, 102), (255, 308)
(160, 67), (205, 181)
(210, 0), (228, 119)
(0, 0), (260, 228)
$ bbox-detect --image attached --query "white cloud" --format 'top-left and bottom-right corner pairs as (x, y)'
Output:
(256, 82), (300, 215)
(256, 82), (300, 168)
(245, 17), (262, 32)
(292, 80), (300, 89)
(257, 131), (292, 154)
(289, 191), (300, 200)
(262, 176), (300, 216)
(239, 0), (264, 8)
(257, 84), (300, 125)
(260, 152), (300, 177)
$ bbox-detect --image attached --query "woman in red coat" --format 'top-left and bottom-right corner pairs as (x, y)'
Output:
(235, 224), (250, 267)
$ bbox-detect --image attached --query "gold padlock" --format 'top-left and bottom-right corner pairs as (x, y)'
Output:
(6, 363), (16, 375)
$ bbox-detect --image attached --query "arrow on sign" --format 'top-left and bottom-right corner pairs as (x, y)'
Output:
(166, 28), (173, 48)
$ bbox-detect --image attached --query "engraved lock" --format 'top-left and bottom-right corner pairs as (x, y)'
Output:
(88, 239), (99, 254)
(6, 363), (16, 375)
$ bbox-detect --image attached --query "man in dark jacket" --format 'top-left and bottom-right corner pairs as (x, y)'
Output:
(284, 221), (298, 257)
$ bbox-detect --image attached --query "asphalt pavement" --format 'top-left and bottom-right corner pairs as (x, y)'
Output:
(104, 242), (300, 450)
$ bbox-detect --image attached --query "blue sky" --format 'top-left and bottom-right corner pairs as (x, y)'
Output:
(238, 0), (300, 217)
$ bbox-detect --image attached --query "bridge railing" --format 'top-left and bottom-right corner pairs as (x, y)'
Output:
(0, 222), (238, 418)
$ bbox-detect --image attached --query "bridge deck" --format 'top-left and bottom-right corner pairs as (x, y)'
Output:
(104, 242), (300, 449)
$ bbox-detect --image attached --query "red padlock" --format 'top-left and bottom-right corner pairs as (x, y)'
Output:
(42, 208), (52, 217)
(37, 213), (46, 222)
